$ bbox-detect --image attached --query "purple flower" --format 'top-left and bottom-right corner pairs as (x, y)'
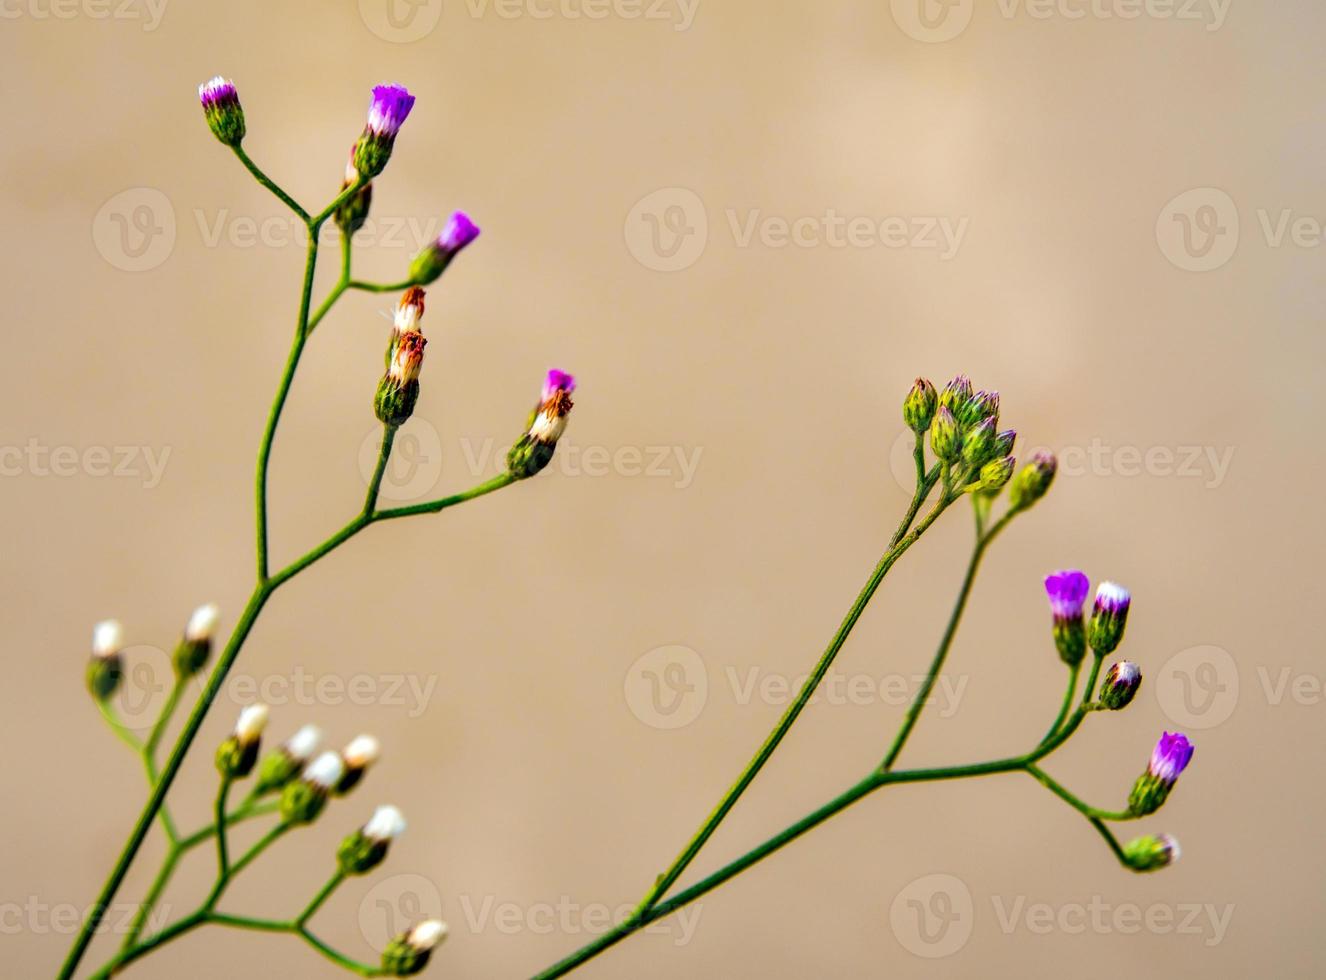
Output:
(1044, 570), (1089, 622)
(542, 369), (576, 402)
(1093, 581), (1131, 616)
(366, 84), (416, 138)
(198, 76), (239, 110)
(1148, 732), (1194, 785)
(437, 212), (481, 254)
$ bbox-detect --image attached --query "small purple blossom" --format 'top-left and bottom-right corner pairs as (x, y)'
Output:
(1093, 581), (1131, 616)
(366, 84), (416, 138)
(1044, 570), (1090, 621)
(1148, 732), (1194, 784)
(437, 212), (481, 254)
(198, 76), (238, 110)
(543, 369), (576, 403)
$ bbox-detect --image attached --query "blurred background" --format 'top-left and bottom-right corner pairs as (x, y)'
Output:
(2, 1), (1322, 976)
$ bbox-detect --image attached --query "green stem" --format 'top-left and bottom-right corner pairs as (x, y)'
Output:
(90, 911), (207, 979)
(118, 846), (180, 951)
(214, 778), (233, 879)
(1087, 817), (1131, 867)
(230, 146), (309, 222)
(95, 700), (143, 754)
(305, 230), (353, 338)
(636, 484), (955, 915)
(1025, 764), (1135, 822)
(299, 927), (385, 977)
(1040, 661), (1082, 746)
(209, 912), (292, 932)
(347, 278), (415, 294)
(879, 506), (1014, 771)
(365, 426), (397, 515)
(310, 179), (366, 230)
(372, 473), (517, 522)
(296, 872), (345, 928)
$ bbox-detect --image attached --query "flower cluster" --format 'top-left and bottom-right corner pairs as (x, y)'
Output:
(904, 374), (1026, 497)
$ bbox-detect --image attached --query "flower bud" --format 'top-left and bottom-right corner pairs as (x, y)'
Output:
(992, 429), (1017, 459)
(961, 417), (998, 467)
(409, 212), (481, 285)
(336, 734), (380, 794)
(173, 602), (219, 678)
(962, 389), (1000, 430)
(978, 455), (1015, 492)
(198, 76), (245, 147)
(507, 369), (576, 479)
(281, 751), (344, 824)
(254, 723), (322, 793)
(337, 804), (406, 875)
(1099, 661), (1141, 710)
(384, 287), (426, 367)
(335, 146), (374, 237)
(375, 332), (426, 426)
(353, 84), (415, 180)
(1128, 732), (1194, 816)
(929, 405), (961, 463)
(1087, 581), (1131, 655)
(937, 374), (973, 420)
(381, 920), (447, 977)
(1122, 833), (1180, 872)
(216, 704), (269, 779)
(902, 378), (937, 434)
(86, 620), (125, 701)
(1044, 569), (1089, 666)
(1008, 451), (1057, 511)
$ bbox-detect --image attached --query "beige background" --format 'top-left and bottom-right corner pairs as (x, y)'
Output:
(2, 1), (1322, 977)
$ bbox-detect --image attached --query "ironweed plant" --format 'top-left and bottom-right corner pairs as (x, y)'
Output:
(60, 80), (1194, 980)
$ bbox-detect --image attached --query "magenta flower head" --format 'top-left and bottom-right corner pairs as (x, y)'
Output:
(1044, 569), (1089, 666)
(1087, 581), (1131, 655)
(410, 212), (481, 284)
(507, 369), (576, 479)
(1129, 732), (1194, 816)
(199, 76), (245, 147)
(353, 83), (416, 179)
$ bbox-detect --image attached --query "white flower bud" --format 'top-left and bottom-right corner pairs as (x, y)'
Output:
(363, 804), (407, 843)
(235, 704), (269, 745)
(285, 724), (322, 762)
(185, 602), (220, 642)
(344, 734), (381, 770)
(304, 751), (346, 790)
(93, 620), (124, 658)
(407, 920), (447, 952)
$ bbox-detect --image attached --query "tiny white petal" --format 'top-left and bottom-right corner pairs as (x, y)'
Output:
(185, 603), (220, 642)
(235, 704), (269, 743)
(343, 734), (381, 769)
(93, 620), (124, 658)
(285, 724), (322, 762)
(1096, 581), (1130, 605)
(408, 919), (447, 951)
(304, 751), (345, 789)
(364, 804), (407, 842)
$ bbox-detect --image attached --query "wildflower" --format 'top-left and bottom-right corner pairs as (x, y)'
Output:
(353, 84), (416, 179)
(337, 804), (406, 875)
(1087, 581), (1131, 655)
(1122, 833), (1181, 872)
(929, 405), (961, 462)
(410, 211), (481, 285)
(199, 76), (245, 147)
(281, 751), (345, 824)
(507, 369), (576, 479)
(382, 920), (447, 976)
(937, 375), (974, 421)
(1044, 569), (1089, 666)
(1129, 732), (1194, 816)
(86, 620), (125, 701)
(1008, 451), (1057, 511)
(978, 455), (1015, 492)
(254, 723), (322, 793)
(336, 734), (380, 794)
(903, 378), (937, 434)
(173, 602), (219, 677)
(1098, 661), (1141, 710)
(216, 703), (269, 779)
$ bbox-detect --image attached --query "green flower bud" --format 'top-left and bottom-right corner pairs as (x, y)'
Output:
(375, 332), (425, 426)
(962, 389), (999, 430)
(962, 417), (998, 467)
(280, 751), (344, 825)
(903, 378), (938, 434)
(938, 374), (973, 420)
(87, 620), (125, 701)
(382, 921), (447, 977)
(198, 77), (245, 148)
(216, 704), (268, 779)
(1128, 733), (1193, 816)
(335, 150), (373, 238)
(1122, 834), (1180, 872)
(1098, 661), (1141, 710)
(254, 724), (322, 794)
(1008, 451), (1057, 511)
(507, 370), (576, 480)
(1087, 583), (1131, 656)
(337, 805), (406, 875)
(173, 603), (219, 678)
(929, 406), (962, 463)
(1052, 617), (1086, 667)
(978, 455), (1015, 492)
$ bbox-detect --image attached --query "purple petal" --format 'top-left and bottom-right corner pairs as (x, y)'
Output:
(437, 211), (481, 253)
(543, 369), (576, 402)
(1044, 569), (1090, 619)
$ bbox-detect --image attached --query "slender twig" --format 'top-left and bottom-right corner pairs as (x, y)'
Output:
(230, 146), (309, 222)
(296, 872), (346, 929)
